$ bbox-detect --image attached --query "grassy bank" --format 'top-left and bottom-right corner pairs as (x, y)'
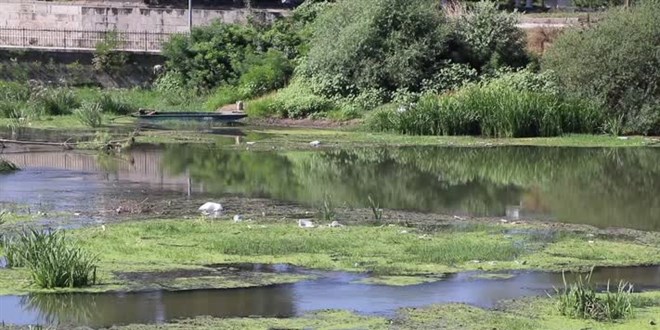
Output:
(1, 218), (658, 295)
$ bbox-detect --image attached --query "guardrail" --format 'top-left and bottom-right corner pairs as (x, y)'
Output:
(0, 27), (179, 53)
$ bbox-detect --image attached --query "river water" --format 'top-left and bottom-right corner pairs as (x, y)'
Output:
(1, 265), (659, 327)
(1, 143), (659, 231)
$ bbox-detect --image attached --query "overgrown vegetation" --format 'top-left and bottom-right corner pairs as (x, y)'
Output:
(0, 158), (19, 173)
(74, 101), (104, 128)
(555, 271), (634, 321)
(543, 0), (660, 135)
(2, 229), (98, 289)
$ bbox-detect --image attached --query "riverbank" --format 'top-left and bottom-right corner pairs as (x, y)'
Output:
(1, 216), (658, 295)
(2, 117), (659, 149)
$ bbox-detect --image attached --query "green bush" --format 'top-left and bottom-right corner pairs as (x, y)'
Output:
(32, 88), (80, 116)
(93, 31), (128, 72)
(453, 1), (528, 72)
(2, 229), (98, 289)
(238, 50), (293, 97)
(0, 81), (30, 103)
(270, 80), (335, 118)
(543, 0), (660, 135)
(97, 93), (134, 115)
(366, 82), (602, 137)
(299, 0), (452, 98)
(74, 101), (104, 128)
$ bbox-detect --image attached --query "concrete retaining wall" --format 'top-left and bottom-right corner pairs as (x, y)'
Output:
(0, 1), (284, 33)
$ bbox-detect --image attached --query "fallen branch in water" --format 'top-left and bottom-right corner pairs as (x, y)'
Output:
(0, 138), (76, 150)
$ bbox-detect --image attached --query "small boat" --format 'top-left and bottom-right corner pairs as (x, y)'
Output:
(132, 109), (248, 122)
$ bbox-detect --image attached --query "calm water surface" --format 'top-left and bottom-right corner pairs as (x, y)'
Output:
(1, 144), (659, 231)
(0, 266), (658, 327)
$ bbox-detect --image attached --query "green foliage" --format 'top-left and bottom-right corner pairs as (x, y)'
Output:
(318, 193), (336, 221)
(555, 271), (634, 321)
(204, 51), (293, 111)
(162, 23), (259, 91)
(269, 80), (335, 118)
(366, 80), (602, 137)
(246, 93), (277, 117)
(204, 85), (247, 111)
(74, 101), (104, 128)
(2, 229), (98, 288)
(299, 0), (451, 98)
(32, 87), (80, 116)
(238, 50), (293, 97)
(543, 1), (660, 135)
(96, 92), (134, 115)
(93, 31), (128, 71)
(572, 0), (624, 8)
(0, 81), (30, 103)
(422, 61), (479, 94)
(454, 1), (528, 72)
(0, 158), (18, 173)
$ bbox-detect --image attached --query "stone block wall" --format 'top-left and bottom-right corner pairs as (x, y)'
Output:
(0, 1), (284, 33)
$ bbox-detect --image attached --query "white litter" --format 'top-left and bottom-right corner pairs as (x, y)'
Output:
(309, 140), (321, 147)
(233, 214), (243, 222)
(617, 136), (629, 140)
(298, 219), (315, 228)
(328, 221), (344, 228)
(199, 202), (223, 217)
(246, 142), (256, 145)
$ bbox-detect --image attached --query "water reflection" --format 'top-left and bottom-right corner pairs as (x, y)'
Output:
(163, 146), (660, 231)
(1, 266), (658, 327)
(2, 144), (659, 231)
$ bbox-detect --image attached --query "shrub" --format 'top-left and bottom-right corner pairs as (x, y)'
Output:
(487, 68), (560, 95)
(0, 81), (30, 103)
(299, 0), (452, 98)
(555, 271), (634, 321)
(421, 61), (479, 94)
(74, 101), (104, 128)
(32, 88), (80, 116)
(2, 229), (98, 288)
(162, 23), (259, 91)
(453, 1), (528, 72)
(93, 31), (128, 71)
(97, 93), (134, 115)
(238, 51), (293, 97)
(269, 80), (335, 118)
(543, 1), (660, 135)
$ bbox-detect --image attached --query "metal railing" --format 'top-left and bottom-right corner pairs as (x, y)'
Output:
(0, 27), (180, 53)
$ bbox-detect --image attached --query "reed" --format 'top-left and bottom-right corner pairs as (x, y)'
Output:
(2, 229), (98, 289)
(74, 101), (104, 128)
(367, 84), (602, 138)
(555, 270), (634, 321)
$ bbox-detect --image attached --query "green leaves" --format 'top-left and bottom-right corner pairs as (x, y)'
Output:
(543, 1), (660, 135)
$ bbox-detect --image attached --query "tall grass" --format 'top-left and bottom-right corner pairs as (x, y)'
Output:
(96, 93), (134, 115)
(74, 101), (104, 128)
(32, 88), (80, 116)
(366, 84), (603, 138)
(555, 270), (634, 321)
(2, 229), (98, 288)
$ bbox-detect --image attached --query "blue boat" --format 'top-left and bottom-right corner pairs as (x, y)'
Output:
(132, 110), (247, 122)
